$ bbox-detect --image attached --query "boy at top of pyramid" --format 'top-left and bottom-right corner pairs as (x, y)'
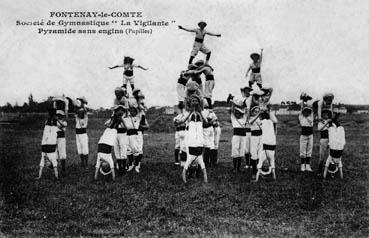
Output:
(178, 21), (221, 65)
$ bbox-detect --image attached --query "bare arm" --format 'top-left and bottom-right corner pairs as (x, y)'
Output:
(109, 65), (123, 70)
(178, 25), (196, 32)
(205, 31), (221, 37)
(245, 65), (251, 77)
(259, 49), (263, 64)
(135, 65), (148, 71)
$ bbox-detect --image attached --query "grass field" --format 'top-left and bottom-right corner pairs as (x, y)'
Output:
(0, 114), (368, 237)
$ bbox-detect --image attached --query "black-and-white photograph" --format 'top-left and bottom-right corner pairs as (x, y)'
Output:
(1, 0), (368, 237)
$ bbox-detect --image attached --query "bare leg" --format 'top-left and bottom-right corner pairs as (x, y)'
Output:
(254, 170), (260, 182)
(339, 168), (343, 179)
(272, 169), (276, 180)
(182, 168), (187, 183)
(202, 169), (208, 183)
(111, 170), (116, 181)
(36, 166), (44, 179)
(53, 167), (59, 179)
(323, 166), (328, 178)
(94, 167), (99, 180)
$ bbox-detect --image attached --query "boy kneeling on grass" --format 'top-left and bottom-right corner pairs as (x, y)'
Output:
(94, 111), (122, 181)
(254, 110), (278, 182)
(36, 108), (60, 180)
(323, 114), (345, 179)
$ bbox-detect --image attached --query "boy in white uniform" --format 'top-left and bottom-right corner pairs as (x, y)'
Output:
(317, 110), (332, 175)
(230, 102), (248, 172)
(202, 100), (217, 167)
(56, 111), (67, 174)
(36, 109), (60, 180)
(178, 21), (221, 65)
(255, 110), (278, 182)
(109, 56), (148, 91)
(124, 106), (142, 173)
(177, 95), (209, 183)
(94, 118), (119, 181)
(75, 107), (89, 168)
(323, 116), (345, 179)
(299, 93), (314, 172)
(177, 71), (189, 108)
(173, 103), (186, 165)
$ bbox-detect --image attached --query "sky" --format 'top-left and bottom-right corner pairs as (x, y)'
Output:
(0, 0), (368, 108)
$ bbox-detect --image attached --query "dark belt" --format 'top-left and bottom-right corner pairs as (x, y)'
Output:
(127, 129), (138, 136)
(301, 127), (313, 136)
(124, 70), (133, 77)
(195, 38), (204, 43)
(117, 128), (127, 134)
(330, 149), (343, 158)
(203, 123), (212, 129)
(76, 128), (87, 134)
(188, 147), (203, 156)
(251, 130), (262, 136)
(41, 145), (57, 153)
(233, 128), (247, 136)
(57, 131), (65, 138)
(263, 144), (276, 151)
(98, 143), (112, 154)
(206, 75), (214, 81)
(246, 128), (251, 133)
(320, 130), (328, 139)
(176, 126), (186, 131)
(252, 68), (260, 73)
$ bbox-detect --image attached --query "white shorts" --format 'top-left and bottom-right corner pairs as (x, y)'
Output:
(203, 127), (215, 149)
(258, 148), (276, 169)
(127, 134), (140, 156)
(204, 80), (215, 98)
(232, 135), (246, 158)
(214, 126), (221, 150)
(177, 84), (186, 102)
(137, 131), (144, 154)
(123, 74), (135, 85)
(76, 133), (89, 155)
(191, 42), (210, 57)
(175, 130), (186, 151)
(245, 132), (251, 154)
(184, 154), (205, 170)
(96, 152), (115, 169)
(40, 152), (58, 168)
(114, 133), (128, 160)
(300, 135), (313, 158)
(57, 138), (66, 160)
(249, 73), (262, 85)
(250, 135), (262, 160)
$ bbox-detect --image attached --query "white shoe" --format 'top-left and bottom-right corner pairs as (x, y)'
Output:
(174, 162), (180, 166)
(300, 164), (306, 172)
(127, 165), (135, 172)
(135, 166), (140, 173)
(305, 164), (313, 172)
(244, 165), (249, 169)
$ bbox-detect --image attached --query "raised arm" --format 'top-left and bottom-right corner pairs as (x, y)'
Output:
(178, 25), (196, 33)
(259, 49), (263, 64)
(269, 111), (278, 123)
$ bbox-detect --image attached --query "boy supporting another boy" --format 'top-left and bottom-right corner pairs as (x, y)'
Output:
(317, 110), (332, 174)
(299, 93), (314, 172)
(255, 110), (278, 182)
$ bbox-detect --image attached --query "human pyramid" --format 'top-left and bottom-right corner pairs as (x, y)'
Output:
(37, 56), (149, 181)
(173, 21), (346, 183)
(37, 21), (346, 183)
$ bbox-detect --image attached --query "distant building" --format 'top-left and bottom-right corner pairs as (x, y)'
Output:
(164, 106), (175, 115)
(335, 106), (347, 114)
(354, 110), (369, 114)
(275, 104), (300, 115)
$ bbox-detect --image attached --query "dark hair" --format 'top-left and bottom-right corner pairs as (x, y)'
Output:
(124, 56), (134, 65)
(260, 111), (270, 120)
